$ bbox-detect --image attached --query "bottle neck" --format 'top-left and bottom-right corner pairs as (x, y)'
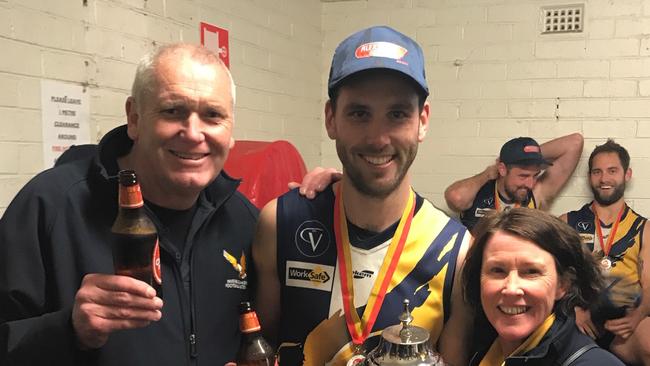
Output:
(119, 183), (144, 209)
(240, 310), (262, 334)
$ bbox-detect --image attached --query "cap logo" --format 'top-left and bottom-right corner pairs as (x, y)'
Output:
(355, 42), (408, 64)
(523, 145), (540, 153)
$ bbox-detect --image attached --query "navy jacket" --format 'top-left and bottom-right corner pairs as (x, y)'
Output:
(469, 313), (624, 366)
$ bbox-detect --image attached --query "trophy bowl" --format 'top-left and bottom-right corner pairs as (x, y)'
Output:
(363, 300), (446, 366)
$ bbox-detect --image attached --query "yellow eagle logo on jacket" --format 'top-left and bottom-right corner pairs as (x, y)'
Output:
(223, 250), (247, 279)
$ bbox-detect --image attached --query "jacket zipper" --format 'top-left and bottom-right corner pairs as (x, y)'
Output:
(189, 333), (197, 357)
(155, 224), (194, 365)
(189, 252), (198, 359)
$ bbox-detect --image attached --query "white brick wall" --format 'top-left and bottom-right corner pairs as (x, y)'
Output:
(0, 0), (323, 211)
(322, 0), (650, 217)
(1, 0), (649, 221)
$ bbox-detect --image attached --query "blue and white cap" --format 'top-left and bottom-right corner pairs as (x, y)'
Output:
(327, 25), (429, 98)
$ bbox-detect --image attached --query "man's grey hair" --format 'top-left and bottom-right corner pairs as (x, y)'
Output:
(131, 43), (236, 109)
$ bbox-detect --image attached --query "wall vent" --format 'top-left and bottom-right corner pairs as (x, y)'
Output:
(541, 4), (584, 34)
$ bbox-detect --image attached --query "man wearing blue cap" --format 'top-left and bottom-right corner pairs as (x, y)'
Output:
(445, 133), (583, 232)
(253, 26), (472, 366)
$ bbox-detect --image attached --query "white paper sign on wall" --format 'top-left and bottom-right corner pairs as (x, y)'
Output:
(40, 80), (90, 168)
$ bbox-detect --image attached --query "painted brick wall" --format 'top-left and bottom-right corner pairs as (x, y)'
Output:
(321, 0), (650, 217)
(0, 0), (322, 214)
(1, 0), (649, 219)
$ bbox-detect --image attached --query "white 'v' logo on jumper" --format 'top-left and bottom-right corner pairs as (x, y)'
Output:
(300, 228), (324, 251)
(577, 221), (591, 231)
(295, 220), (330, 258)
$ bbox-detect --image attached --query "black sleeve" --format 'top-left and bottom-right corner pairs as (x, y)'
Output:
(0, 182), (80, 365)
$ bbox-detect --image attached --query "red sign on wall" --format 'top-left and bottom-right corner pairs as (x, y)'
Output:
(200, 22), (229, 68)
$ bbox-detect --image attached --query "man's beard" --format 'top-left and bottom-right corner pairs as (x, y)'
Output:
(504, 185), (531, 205)
(337, 143), (417, 199)
(591, 182), (625, 206)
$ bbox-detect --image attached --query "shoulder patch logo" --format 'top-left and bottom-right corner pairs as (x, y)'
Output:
(223, 250), (247, 279)
(483, 197), (494, 206)
(295, 220), (330, 258)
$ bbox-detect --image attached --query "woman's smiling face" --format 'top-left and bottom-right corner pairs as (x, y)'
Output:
(480, 230), (566, 352)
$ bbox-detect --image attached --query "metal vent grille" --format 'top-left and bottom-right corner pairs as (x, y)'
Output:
(541, 4), (584, 34)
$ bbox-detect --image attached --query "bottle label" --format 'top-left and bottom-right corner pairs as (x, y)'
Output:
(240, 311), (262, 333)
(152, 239), (162, 285)
(119, 185), (144, 208)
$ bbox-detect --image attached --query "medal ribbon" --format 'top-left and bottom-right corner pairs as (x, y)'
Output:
(333, 184), (415, 346)
(494, 181), (520, 212)
(592, 202), (625, 257)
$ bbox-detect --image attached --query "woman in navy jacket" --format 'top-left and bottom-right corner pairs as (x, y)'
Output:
(463, 208), (624, 365)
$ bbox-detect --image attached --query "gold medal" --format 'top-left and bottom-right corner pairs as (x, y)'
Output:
(600, 257), (612, 272)
(346, 341), (366, 365)
(346, 354), (366, 366)
(592, 203), (625, 274)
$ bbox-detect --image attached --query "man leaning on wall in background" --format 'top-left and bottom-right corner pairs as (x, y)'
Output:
(560, 140), (650, 366)
(444, 133), (583, 232)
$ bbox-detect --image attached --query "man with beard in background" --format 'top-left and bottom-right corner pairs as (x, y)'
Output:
(445, 134), (583, 232)
(560, 139), (650, 365)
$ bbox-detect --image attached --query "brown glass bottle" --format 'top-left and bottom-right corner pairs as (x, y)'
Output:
(111, 170), (162, 295)
(236, 302), (276, 366)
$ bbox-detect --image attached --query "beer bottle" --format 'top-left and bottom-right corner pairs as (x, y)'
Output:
(236, 302), (276, 365)
(111, 170), (162, 295)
